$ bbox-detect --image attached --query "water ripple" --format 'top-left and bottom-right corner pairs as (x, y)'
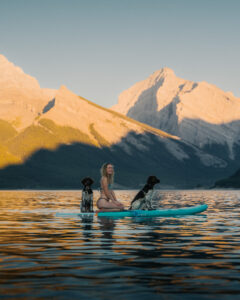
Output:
(0, 190), (240, 299)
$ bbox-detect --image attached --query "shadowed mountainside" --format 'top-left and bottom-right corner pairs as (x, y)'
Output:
(214, 168), (240, 188)
(1, 55), (239, 189)
(0, 129), (237, 189)
(0, 91), (239, 189)
(112, 68), (240, 164)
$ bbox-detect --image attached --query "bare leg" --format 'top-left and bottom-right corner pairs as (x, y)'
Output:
(97, 198), (123, 211)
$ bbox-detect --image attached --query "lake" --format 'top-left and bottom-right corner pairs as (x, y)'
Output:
(0, 190), (240, 299)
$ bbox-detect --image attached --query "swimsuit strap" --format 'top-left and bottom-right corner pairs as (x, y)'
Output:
(100, 178), (111, 190)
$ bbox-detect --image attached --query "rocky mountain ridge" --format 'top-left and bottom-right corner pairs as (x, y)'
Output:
(0, 54), (56, 130)
(0, 55), (238, 188)
(112, 68), (240, 160)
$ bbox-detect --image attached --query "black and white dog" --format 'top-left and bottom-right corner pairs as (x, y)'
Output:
(81, 177), (94, 212)
(129, 176), (160, 210)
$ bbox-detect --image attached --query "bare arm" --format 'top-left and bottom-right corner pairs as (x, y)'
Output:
(110, 188), (124, 208)
(110, 190), (117, 202)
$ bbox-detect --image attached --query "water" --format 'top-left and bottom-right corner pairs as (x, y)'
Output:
(0, 190), (240, 299)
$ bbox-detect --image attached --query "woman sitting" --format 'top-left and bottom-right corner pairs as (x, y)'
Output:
(96, 163), (124, 211)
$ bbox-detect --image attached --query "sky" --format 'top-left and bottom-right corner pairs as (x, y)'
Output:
(0, 0), (240, 107)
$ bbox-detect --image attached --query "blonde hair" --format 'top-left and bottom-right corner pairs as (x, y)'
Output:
(100, 162), (114, 184)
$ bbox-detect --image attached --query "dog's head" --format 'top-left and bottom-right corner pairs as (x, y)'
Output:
(147, 176), (160, 187)
(81, 177), (94, 187)
(141, 176), (160, 194)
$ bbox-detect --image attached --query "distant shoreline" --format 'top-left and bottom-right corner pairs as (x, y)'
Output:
(0, 187), (239, 192)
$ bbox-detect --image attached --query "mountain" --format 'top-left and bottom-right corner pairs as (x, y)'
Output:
(0, 54), (56, 130)
(112, 68), (240, 162)
(0, 55), (237, 188)
(214, 168), (240, 188)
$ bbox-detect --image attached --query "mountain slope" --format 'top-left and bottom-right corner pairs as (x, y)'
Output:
(0, 55), (238, 188)
(214, 168), (240, 188)
(0, 54), (56, 130)
(0, 85), (232, 189)
(0, 126), (233, 189)
(0, 84), (186, 166)
(112, 68), (240, 160)
(0, 83), (231, 188)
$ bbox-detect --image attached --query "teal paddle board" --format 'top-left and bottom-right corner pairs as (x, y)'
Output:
(74, 203), (208, 218)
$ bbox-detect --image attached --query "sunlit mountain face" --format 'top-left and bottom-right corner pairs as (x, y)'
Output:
(0, 55), (238, 189)
(112, 68), (240, 161)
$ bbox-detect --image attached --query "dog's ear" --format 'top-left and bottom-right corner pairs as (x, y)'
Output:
(147, 176), (160, 184)
(82, 177), (94, 186)
(88, 177), (94, 185)
(81, 177), (88, 185)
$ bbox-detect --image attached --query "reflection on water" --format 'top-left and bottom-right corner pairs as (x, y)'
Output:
(0, 190), (240, 299)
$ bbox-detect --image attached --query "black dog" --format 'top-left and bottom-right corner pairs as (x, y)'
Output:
(81, 177), (94, 212)
(129, 176), (160, 210)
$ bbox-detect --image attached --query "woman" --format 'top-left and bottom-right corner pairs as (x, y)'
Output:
(96, 163), (124, 211)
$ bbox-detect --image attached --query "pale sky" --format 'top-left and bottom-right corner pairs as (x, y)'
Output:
(0, 0), (239, 107)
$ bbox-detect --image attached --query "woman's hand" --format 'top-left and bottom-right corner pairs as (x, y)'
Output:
(115, 201), (124, 209)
